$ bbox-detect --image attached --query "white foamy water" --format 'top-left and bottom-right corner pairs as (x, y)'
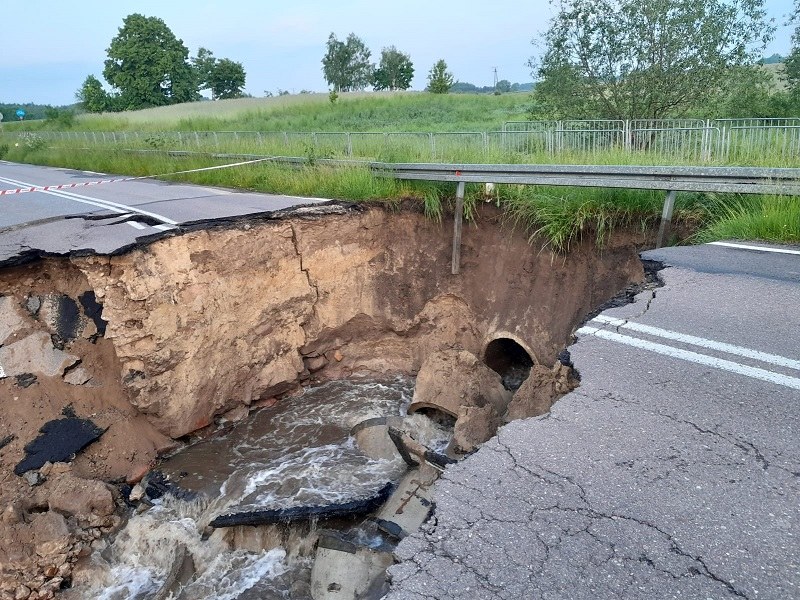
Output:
(72, 378), (416, 599)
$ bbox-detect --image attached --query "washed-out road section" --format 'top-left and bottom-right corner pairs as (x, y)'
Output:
(387, 242), (799, 600)
(0, 160), (331, 265)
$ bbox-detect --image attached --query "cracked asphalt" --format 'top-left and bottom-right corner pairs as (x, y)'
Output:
(0, 161), (334, 266)
(387, 244), (799, 600)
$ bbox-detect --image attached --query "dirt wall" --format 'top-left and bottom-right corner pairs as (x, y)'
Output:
(73, 204), (644, 439)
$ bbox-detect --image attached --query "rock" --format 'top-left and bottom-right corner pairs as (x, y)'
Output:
(451, 404), (502, 455)
(409, 349), (512, 419)
(0, 297), (26, 345)
(0, 333), (79, 379)
(45, 471), (115, 518)
(25, 295), (41, 317)
(2, 503), (24, 525)
(14, 417), (105, 476)
(128, 483), (146, 502)
(31, 512), (71, 558)
(13, 585), (30, 600)
(23, 471), (45, 487)
(304, 355), (328, 372)
(333, 350), (344, 362)
(217, 404), (248, 424)
(63, 368), (92, 386)
(504, 363), (578, 422)
(14, 373), (37, 388)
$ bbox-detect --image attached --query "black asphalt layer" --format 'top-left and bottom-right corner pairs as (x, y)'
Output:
(0, 160), (339, 266)
(387, 243), (800, 600)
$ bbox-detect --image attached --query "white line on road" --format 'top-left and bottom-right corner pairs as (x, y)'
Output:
(0, 175), (178, 225)
(127, 221), (147, 230)
(576, 326), (800, 390)
(152, 224), (174, 231)
(592, 315), (800, 371)
(707, 241), (800, 256)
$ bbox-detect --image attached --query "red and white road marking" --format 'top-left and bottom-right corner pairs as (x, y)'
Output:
(0, 177), (132, 196)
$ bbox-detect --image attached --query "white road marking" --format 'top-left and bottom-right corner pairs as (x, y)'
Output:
(0, 175), (178, 225)
(592, 315), (800, 371)
(707, 241), (800, 256)
(127, 221), (147, 230)
(576, 326), (800, 390)
(152, 224), (173, 231)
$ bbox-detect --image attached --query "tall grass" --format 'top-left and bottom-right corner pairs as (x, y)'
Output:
(695, 194), (800, 243)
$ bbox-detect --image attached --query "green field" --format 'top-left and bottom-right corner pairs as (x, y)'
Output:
(1, 91), (797, 249)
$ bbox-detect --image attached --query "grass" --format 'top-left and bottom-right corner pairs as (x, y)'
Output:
(694, 194), (800, 244)
(7, 91), (531, 133)
(1, 91), (797, 248)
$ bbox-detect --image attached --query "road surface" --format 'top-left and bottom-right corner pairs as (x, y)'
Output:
(388, 242), (799, 600)
(0, 160), (334, 265)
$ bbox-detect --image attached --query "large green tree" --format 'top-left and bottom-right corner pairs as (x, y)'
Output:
(426, 60), (454, 94)
(373, 46), (414, 91)
(103, 14), (198, 109)
(322, 33), (373, 92)
(192, 48), (247, 99)
(531, 0), (774, 119)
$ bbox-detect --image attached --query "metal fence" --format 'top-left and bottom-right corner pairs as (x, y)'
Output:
(3, 118), (800, 164)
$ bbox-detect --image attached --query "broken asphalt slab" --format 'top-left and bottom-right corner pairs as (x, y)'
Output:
(386, 251), (800, 600)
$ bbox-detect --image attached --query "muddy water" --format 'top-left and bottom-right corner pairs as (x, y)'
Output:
(71, 379), (416, 599)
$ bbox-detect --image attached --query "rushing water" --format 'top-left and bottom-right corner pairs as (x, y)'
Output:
(69, 378), (418, 600)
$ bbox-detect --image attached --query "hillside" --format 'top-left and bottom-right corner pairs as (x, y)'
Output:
(51, 92), (532, 133)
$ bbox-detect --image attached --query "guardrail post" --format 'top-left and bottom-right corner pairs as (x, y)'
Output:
(656, 190), (677, 249)
(452, 181), (466, 275)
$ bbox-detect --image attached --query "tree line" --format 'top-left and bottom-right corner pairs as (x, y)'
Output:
(321, 33), (454, 94)
(77, 14), (247, 113)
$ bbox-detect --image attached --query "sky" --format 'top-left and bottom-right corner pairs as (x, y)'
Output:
(1, 0), (796, 106)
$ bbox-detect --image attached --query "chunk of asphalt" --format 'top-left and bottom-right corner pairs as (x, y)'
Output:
(210, 481), (394, 528)
(14, 373), (37, 388)
(13, 417), (106, 475)
(53, 295), (81, 343)
(144, 471), (197, 501)
(79, 291), (107, 338)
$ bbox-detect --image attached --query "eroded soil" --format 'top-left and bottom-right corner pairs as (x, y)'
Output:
(0, 203), (646, 597)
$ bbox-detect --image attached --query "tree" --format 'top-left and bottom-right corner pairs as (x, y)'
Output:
(373, 46), (414, 91)
(531, 0), (774, 120)
(192, 48), (247, 99)
(208, 59), (246, 99)
(103, 13), (198, 110)
(427, 60), (454, 94)
(496, 79), (512, 93)
(192, 47), (217, 91)
(322, 33), (373, 92)
(76, 75), (110, 113)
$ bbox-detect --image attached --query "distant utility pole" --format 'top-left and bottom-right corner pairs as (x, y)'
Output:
(493, 67), (498, 91)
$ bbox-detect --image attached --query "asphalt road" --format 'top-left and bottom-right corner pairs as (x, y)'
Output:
(388, 242), (799, 600)
(0, 160), (333, 265)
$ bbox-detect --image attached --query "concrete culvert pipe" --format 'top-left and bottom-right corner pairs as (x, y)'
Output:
(483, 337), (534, 391)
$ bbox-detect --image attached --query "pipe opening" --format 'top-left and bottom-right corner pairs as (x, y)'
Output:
(484, 338), (534, 391)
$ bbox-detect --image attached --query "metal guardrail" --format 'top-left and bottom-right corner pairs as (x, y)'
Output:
(375, 162), (800, 195)
(372, 162), (800, 273)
